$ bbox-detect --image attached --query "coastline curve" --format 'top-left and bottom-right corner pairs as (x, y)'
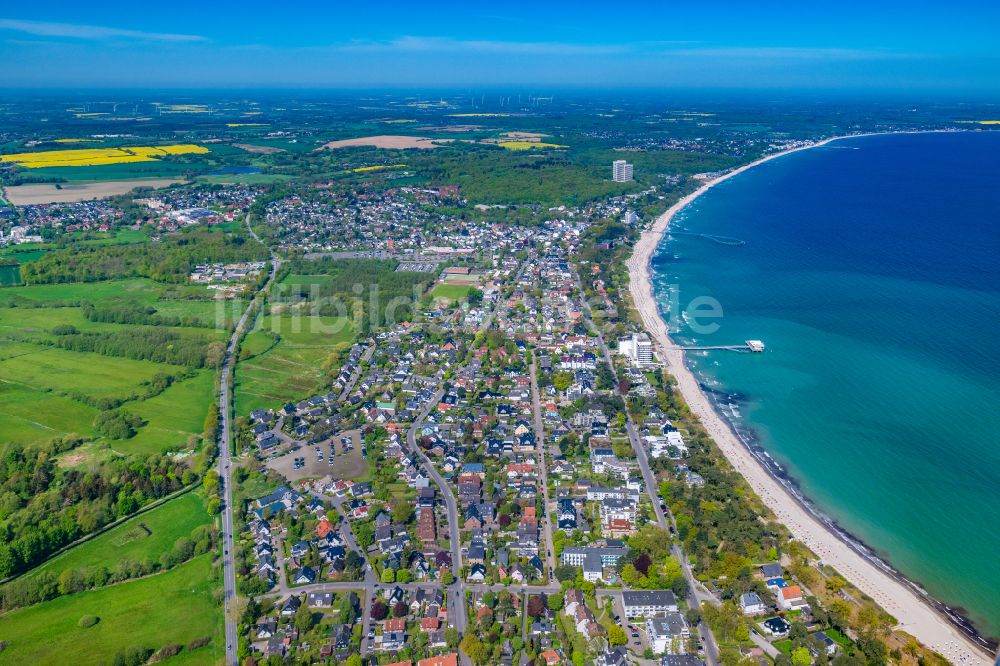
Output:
(625, 130), (994, 665)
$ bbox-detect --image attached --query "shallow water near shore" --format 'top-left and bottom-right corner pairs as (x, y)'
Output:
(652, 132), (1000, 638)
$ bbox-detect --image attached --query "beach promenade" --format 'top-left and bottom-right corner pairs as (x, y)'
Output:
(625, 136), (992, 666)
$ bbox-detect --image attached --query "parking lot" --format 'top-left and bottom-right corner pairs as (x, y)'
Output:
(265, 429), (367, 481)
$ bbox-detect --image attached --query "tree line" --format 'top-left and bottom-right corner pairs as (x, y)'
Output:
(19, 227), (268, 285)
(0, 444), (195, 580)
(81, 301), (211, 328)
(48, 326), (224, 368)
(0, 522), (217, 612)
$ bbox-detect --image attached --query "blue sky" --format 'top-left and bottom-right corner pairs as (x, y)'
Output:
(1, 1), (998, 92)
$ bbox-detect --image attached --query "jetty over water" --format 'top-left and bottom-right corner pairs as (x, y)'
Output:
(671, 340), (766, 353)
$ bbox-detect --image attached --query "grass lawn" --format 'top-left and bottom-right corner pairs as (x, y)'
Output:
(0, 279), (226, 450)
(24, 160), (201, 182)
(0, 382), (98, 446)
(0, 555), (222, 666)
(0, 341), (188, 400)
(824, 628), (852, 647)
(0, 306), (225, 345)
(430, 283), (474, 302)
(0, 306), (128, 337)
(239, 330), (277, 358)
(152, 299), (236, 330)
(0, 278), (209, 307)
(20, 492), (209, 582)
(0, 265), (19, 286)
(234, 314), (354, 415)
(557, 612), (590, 662)
(195, 173), (293, 185)
(123, 370), (216, 455)
(774, 639), (793, 655)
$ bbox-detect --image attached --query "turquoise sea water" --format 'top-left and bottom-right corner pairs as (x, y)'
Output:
(651, 132), (1000, 638)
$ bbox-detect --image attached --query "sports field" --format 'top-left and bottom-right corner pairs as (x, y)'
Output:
(0, 555), (222, 666)
(430, 283), (475, 302)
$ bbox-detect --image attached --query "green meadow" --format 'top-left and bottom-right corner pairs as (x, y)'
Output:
(0, 278), (209, 307)
(124, 370), (216, 454)
(0, 278), (227, 451)
(0, 382), (99, 444)
(0, 342), (187, 400)
(234, 313), (354, 415)
(24, 160), (201, 182)
(0, 555), (222, 666)
(21, 492), (209, 582)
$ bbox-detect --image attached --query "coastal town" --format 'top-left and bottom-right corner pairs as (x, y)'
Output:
(0, 88), (994, 666)
(193, 169), (950, 666)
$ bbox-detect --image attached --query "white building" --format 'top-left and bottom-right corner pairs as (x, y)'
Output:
(613, 160), (634, 182)
(622, 590), (678, 618)
(646, 613), (690, 655)
(739, 592), (767, 615)
(624, 210), (640, 225)
(647, 431), (688, 459)
(561, 546), (629, 568)
(618, 332), (654, 367)
(583, 552), (604, 582)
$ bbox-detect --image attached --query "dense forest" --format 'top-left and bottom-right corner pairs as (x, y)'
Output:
(0, 441), (195, 579)
(19, 228), (268, 285)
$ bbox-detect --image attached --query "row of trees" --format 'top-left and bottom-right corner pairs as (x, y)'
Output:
(0, 445), (193, 579)
(0, 523), (217, 612)
(82, 301), (211, 329)
(47, 327), (224, 368)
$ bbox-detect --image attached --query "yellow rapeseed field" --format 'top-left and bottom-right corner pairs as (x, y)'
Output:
(0, 144), (209, 168)
(350, 164), (408, 173)
(496, 141), (566, 151)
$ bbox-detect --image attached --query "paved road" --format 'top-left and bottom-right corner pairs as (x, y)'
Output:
(528, 360), (558, 580)
(572, 264), (720, 666)
(337, 342), (376, 403)
(219, 218), (280, 665)
(405, 388), (466, 635)
(751, 630), (781, 658)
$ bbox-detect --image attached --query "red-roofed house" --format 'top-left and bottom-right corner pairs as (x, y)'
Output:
(418, 654), (458, 666)
(315, 518), (334, 539)
(541, 650), (561, 665)
(780, 585), (806, 610)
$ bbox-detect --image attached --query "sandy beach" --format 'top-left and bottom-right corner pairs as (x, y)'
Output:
(625, 134), (992, 666)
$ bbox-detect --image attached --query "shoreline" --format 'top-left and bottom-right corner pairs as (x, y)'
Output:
(625, 130), (994, 665)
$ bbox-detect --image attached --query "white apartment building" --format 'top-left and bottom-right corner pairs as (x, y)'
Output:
(612, 159), (634, 182)
(618, 332), (654, 367)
